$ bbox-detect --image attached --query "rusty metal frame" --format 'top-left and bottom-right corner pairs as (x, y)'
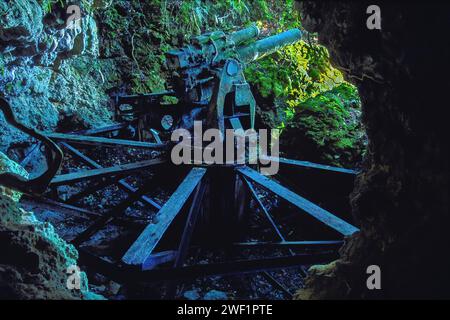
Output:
(0, 97), (63, 195)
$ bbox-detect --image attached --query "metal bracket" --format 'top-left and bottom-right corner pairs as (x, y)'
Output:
(0, 97), (63, 195)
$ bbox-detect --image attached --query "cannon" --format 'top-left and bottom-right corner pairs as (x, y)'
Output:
(165, 26), (302, 135)
(115, 26), (302, 136)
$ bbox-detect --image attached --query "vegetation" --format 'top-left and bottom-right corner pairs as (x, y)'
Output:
(38, 0), (65, 13)
(280, 83), (365, 167)
(0, 55), (5, 77)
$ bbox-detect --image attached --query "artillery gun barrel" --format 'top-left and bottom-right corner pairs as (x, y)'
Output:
(230, 25), (260, 46)
(237, 28), (302, 63)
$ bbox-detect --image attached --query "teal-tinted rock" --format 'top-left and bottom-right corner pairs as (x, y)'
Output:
(0, 2), (111, 153)
(0, 0), (43, 43)
(183, 289), (201, 300)
(0, 152), (105, 300)
(204, 290), (228, 300)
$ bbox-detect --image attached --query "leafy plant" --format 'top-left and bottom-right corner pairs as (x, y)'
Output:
(39, 0), (65, 14)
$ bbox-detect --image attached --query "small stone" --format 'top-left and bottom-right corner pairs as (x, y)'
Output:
(204, 290), (228, 300)
(183, 289), (200, 300)
(108, 281), (121, 295)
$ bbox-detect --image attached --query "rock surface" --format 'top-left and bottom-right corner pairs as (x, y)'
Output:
(204, 290), (228, 300)
(0, 0), (113, 152)
(0, 151), (102, 299)
(183, 289), (201, 300)
(295, 1), (450, 299)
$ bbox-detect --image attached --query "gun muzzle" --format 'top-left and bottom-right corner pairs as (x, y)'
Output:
(237, 28), (303, 63)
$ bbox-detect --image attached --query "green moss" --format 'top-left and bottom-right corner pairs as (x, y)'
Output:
(5, 82), (16, 95)
(103, 6), (127, 33)
(245, 40), (344, 111)
(38, 0), (64, 13)
(0, 55), (5, 77)
(280, 83), (365, 167)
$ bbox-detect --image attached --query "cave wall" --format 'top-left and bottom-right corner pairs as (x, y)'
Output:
(296, 1), (449, 299)
(0, 151), (102, 299)
(0, 0), (113, 153)
(0, 0), (113, 299)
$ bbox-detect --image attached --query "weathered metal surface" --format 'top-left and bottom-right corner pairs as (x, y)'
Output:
(122, 167), (207, 267)
(0, 97), (63, 195)
(50, 158), (165, 186)
(114, 92), (180, 132)
(237, 166), (359, 236)
(115, 91), (174, 108)
(237, 28), (302, 63)
(205, 58), (257, 134)
(229, 25), (260, 45)
(166, 26), (259, 73)
(45, 132), (166, 149)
